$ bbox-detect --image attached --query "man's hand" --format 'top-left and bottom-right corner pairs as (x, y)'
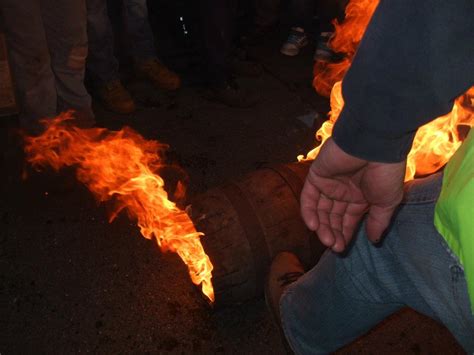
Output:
(300, 138), (406, 252)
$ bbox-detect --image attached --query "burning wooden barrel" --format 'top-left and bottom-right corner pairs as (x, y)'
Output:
(189, 162), (326, 307)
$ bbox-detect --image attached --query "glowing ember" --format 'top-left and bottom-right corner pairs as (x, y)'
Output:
(303, 0), (474, 180)
(24, 112), (214, 302)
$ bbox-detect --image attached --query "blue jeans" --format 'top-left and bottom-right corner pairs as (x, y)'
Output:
(86, 0), (156, 85)
(280, 172), (474, 354)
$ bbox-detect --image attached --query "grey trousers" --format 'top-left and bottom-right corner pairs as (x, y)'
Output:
(2, 0), (93, 133)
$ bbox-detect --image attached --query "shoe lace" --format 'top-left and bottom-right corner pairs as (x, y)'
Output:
(277, 271), (304, 287)
(287, 30), (306, 45)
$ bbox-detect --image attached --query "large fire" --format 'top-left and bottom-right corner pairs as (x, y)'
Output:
(302, 0), (474, 181)
(24, 112), (214, 302)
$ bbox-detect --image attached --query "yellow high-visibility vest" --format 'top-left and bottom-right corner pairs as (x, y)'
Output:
(435, 130), (474, 314)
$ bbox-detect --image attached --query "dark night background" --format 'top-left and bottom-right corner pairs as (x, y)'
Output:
(0, 1), (464, 353)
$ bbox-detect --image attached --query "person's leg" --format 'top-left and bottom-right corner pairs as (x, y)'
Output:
(85, 0), (135, 114)
(122, 0), (180, 90)
(314, 0), (348, 61)
(200, 0), (235, 88)
(41, 0), (94, 126)
(280, 173), (474, 353)
(242, 0), (280, 46)
(290, 0), (315, 31)
(122, 0), (156, 62)
(280, 0), (315, 57)
(254, 0), (281, 29)
(386, 173), (474, 350)
(2, 0), (57, 134)
(197, 0), (256, 107)
(280, 231), (406, 353)
(317, 0), (346, 32)
(85, 0), (120, 85)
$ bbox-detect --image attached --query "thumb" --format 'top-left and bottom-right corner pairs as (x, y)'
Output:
(365, 204), (398, 243)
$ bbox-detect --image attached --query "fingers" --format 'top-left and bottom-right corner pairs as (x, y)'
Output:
(327, 199), (346, 252)
(365, 204), (398, 243)
(316, 194), (337, 250)
(342, 203), (368, 242)
(301, 170), (366, 252)
(301, 183), (341, 251)
(317, 196), (349, 253)
(300, 168), (340, 250)
(326, 200), (368, 252)
(300, 176), (321, 231)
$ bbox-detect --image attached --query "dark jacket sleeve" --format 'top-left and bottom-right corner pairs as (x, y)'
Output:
(332, 0), (474, 163)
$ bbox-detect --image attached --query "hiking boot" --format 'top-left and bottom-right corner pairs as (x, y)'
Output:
(135, 58), (181, 91)
(265, 252), (305, 324)
(97, 79), (136, 114)
(280, 27), (308, 57)
(206, 82), (258, 108)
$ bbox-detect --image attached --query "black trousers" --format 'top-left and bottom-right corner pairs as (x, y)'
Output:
(199, 0), (238, 87)
(291, 0), (348, 33)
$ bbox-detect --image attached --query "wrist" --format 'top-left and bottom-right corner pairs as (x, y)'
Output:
(333, 107), (416, 163)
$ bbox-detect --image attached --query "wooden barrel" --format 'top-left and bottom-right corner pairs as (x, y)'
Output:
(189, 162), (326, 307)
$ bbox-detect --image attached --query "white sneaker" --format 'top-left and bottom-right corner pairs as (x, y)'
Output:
(280, 27), (308, 56)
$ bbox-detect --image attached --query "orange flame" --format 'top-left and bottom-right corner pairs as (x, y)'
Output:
(313, 0), (378, 98)
(304, 0), (474, 181)
(24, 112), (214, 302)
(406, 88), (474, 180)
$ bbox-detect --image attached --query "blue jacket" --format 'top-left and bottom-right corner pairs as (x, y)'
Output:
(332, 0), (474, 162)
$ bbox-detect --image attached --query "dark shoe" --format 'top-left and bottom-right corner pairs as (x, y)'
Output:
(98, 79), (136, 114)
(265, 252), (305, 322)
(135, 58), (181, 91)
(265, 252), (304, 353)
(313, 32), (345, 63)
(205, 82), (258, 108)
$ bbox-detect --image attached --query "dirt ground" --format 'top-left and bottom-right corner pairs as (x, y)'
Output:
(0, 31), (465, 354)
